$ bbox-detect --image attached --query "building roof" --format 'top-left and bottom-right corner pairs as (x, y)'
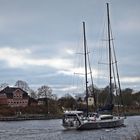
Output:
(0, 86), (29, 99)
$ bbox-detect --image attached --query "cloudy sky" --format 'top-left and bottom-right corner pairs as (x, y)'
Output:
(0, 0), (140, 96)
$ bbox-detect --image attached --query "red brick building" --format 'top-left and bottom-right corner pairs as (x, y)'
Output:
(0, 86), (29, 107)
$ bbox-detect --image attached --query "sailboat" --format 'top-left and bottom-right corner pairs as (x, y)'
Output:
(62, 3), (125, 130)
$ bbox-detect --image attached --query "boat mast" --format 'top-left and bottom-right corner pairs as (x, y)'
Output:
(107, 3), (113, 107)
(88, 54), (97, 111)
(83, 22), (89, 116)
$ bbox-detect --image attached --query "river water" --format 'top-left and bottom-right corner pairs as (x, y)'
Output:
(0, 116), (140, 140)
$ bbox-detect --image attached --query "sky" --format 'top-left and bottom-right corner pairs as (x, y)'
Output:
(0, 0), (140, 97)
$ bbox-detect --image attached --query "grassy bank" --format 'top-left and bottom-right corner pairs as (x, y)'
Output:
(0, 105), (139, 117)
(0, 105), (62, 118)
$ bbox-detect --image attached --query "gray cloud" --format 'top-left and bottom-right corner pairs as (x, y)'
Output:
(0, 0), (139, 96)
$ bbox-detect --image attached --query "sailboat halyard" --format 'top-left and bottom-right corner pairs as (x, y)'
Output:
(62, 3), (125, 130)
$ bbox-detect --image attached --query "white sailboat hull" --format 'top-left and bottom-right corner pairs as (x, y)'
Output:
(77, 117), (124, 130)
(62, 112), (125, 130)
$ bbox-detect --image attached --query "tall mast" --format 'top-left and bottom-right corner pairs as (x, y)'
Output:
(107, 3), (113, 106)
(83, 22), (88, 116)
(88, 53), (97, 111)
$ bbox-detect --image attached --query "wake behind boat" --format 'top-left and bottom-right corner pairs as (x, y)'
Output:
(62, 3), (125, 130)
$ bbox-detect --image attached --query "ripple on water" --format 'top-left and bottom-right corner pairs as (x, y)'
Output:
(0, 116), (139, 140)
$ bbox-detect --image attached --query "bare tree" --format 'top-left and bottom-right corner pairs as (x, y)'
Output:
(37, 85), (52, 99)
(15, 80), (30, 93)
(0, 83), (9, 91)
(30, 89), (37, 99)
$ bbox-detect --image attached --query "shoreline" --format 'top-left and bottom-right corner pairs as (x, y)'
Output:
(0, 114), (62, 121)
(0, 113), (140, 122)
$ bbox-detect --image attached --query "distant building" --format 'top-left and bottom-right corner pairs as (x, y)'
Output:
(88, 96), (94, 106)
(37, 98), (48, 106)
(0, 86), (29, 107)
(82, 96), (94, 106)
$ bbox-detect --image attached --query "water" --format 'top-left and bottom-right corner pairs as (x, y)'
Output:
(0, 116), (140, 140)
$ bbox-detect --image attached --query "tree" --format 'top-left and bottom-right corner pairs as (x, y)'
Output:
(37, 85), (52, 99)
(0, 83), (9, 91)
(30, 89), (37, 99)
(133, 92), (140, 106)
(98, 89), (108, 106)
(121, 88), (133, 106)
(122, 88), (133, 94)
(58, 94), (77, 110)
(15, 80), (30, 93)
(77, 97), (83, 102)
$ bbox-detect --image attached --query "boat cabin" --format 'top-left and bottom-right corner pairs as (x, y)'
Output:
(62, 111), (83, 129)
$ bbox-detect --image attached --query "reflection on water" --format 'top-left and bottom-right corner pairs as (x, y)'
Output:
(0, 116), (140, 140)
